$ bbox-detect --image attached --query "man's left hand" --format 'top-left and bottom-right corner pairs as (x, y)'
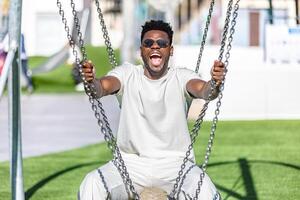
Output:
(211, 60), (225, 86)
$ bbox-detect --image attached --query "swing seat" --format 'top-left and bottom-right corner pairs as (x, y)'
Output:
(140, 187), (167, 200)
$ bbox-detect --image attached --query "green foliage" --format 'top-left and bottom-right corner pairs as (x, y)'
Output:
(29, 46), (120, 93)
(0, 120), (299, 200)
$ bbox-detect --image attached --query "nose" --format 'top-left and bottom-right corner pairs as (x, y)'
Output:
(151, 41), (160, 49)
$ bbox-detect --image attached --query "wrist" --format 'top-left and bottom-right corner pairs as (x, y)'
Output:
(205, 80), (219, 100)
(91, 79), (103, 98)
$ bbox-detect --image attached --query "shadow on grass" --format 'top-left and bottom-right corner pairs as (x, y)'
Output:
(208, 158), (300, 200)
(25, 161), (101, 200)
(25, 159), (300, 200)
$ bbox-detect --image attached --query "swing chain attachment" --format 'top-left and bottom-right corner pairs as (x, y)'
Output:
(56, 0), (140, 199)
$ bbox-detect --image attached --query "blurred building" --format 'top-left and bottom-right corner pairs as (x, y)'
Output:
(0, 0), (299, 56)
(0, 0), (9, 40)
(0, 0), (299, 119)
(237, 0), (299, 46)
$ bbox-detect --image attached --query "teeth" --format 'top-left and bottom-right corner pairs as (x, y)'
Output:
(150, 53), (161, 58)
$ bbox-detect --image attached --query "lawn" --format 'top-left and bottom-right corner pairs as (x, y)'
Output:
(0, 120), (299, 200)
(29, 46), (120, 93)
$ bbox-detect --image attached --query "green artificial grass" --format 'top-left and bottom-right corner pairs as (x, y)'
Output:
(0, 120), (299, 200)
(29, 46), (120, 93)
(192, 120), (300, 200)
(0, 143), (112, 200)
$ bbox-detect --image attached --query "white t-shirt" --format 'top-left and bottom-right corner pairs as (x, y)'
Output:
(107, 63), (202, 164)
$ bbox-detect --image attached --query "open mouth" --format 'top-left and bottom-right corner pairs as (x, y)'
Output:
(150, 53), (162, 66)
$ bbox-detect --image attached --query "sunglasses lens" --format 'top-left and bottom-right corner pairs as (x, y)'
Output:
(157, 39), (168, 48)
(143, 39), (154, 48)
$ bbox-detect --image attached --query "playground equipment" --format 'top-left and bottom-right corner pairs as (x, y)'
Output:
(57, 0), (240, 199)
(0, 0), (25, 200)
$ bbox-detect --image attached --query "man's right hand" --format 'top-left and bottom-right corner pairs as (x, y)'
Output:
(81, 60), (95, 82)
(80, 60), (121, 98)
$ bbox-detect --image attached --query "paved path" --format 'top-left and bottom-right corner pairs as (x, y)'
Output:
(0, 94), (120, 161)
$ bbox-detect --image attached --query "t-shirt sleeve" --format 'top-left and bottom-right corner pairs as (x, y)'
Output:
(106, 62), (132, 96)
(177, 68), (203, 99)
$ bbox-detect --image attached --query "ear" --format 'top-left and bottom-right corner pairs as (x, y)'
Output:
(170, 46), (174, 56)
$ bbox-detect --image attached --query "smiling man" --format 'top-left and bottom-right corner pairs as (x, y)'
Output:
(79, 20), (224, 200)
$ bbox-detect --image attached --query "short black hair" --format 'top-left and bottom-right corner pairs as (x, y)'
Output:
(141, 20), (174, 45)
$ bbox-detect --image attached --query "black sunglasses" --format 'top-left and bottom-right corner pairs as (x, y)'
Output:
(142, 39), (169, 48)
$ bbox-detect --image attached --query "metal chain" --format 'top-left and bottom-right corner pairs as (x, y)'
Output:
(198, 0), (234, 175)
(168, 0), (217, 196)
(168, 0), (240, 199)
(205, 0), (239, 175)
(97, 169), (111, 199)
(70, 1), (141, 199)
(56, 1), (140, 199)
(193, 1), (240, 199)
(191, 0), (234, 198)
(91, 1), (141, 196)
(168, 84), (216, 200)
(176, 164), (196, 199)
(218, 0), (234, 62)
(195, 0), (215, 74)
(94, 0), (118, 68)
(213, 192), (221, 200)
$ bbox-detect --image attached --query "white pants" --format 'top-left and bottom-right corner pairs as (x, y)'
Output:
(78, 159), (220, 200)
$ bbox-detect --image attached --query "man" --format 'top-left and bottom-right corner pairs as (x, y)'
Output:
(79, 20), (225, 199)
(0, 44), (7, 75)
(0, 33), (33, 93)
(20, 34), (34, 93)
